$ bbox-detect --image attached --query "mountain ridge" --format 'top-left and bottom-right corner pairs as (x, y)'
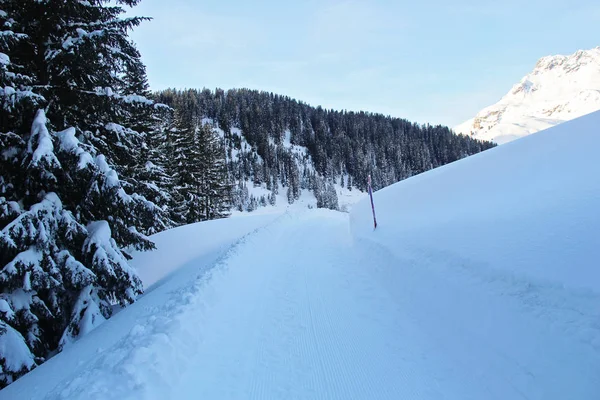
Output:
(455, 46), (600, 143)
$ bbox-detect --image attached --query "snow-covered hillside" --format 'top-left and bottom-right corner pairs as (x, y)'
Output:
(2, 112), (599, 399)
(455, 46), (600, 144)
(204, 117), (367, 213)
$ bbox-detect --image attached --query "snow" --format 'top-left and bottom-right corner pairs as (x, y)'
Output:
(1, 249), (41, 279)
(84, 221), (113, 253)
(28, 110), (59, 169)
(58, 250), (95, 288)
(94, 155), (127, 199)
(57, 127), (94, 169)
(95, 87), (154, 105)
(3, 112), (599, 399)
(0, 322), (35, 377)
(83, 221), (136, 290)
(0, 86), (15, 98)
(59, 285), (105, 349)
(359, 110), (600, 293)
(0, 192), (61, 251)
(456, 46), (600, 144)
(0, 53), (9, 66)
(62, 28), (105, 51)
(133, 213), (280, 290)
(5, 289), (33, 314)
(0, 300), (13, 319)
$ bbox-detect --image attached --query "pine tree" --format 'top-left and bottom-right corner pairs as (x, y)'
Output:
(196, 123), (231, 220)
(132, 105), (175, 233)
(326, 181), (339, 211)
(246, 195), (257, 212)
(314, 176), (324, 208)
(169, 110), (203, 224)
(1, 111), (145, 387)
(0, 0), (157, 387)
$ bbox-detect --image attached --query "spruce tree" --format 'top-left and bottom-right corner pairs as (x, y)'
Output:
(132, 105), (175, 233)
(0, 0), (158, 387)
(196, 123), (231, 220)
(169, 110), (203, 224)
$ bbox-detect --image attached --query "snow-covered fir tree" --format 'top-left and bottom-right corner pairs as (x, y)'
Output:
(132, 104), (175, 233)
(169, 110), (205, 224)
(0, 0), (163, 388)
(195, 123), (231, 220)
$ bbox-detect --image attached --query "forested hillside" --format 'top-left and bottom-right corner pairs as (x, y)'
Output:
(0, 0), (493, 389)
(155, 88), (495, 212)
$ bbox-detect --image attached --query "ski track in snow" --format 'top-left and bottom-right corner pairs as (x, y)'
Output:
(3, 210), (599, 400)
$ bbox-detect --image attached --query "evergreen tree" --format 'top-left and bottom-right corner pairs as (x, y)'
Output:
(1, 111), (145, 387)
(0, 0), (157, 387)
(325, 182), (339, 211)
(169, 110), (203, 224)
(131, 106), (175, 233)
(196, 123), (231, 220)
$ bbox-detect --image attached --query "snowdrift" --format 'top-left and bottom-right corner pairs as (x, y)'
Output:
(132, 213), (280, 289)
(352, 110), (600, 294)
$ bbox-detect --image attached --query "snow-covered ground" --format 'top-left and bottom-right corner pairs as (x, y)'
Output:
(3, 112), (600, 399)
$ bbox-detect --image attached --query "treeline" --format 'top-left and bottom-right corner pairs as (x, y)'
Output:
(155, 88), (495, 201)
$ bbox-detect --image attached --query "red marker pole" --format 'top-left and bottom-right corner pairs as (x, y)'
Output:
(368, 175), (377, 229)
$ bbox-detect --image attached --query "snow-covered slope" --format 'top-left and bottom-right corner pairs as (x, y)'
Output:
(455, 46), (600, 144)
(133, 214), (281, 290)
(3, 113), (599, 399)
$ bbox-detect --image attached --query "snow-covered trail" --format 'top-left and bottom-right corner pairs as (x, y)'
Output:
(4, 209), (599, 400)
(169, 210), (439, 400)
(168, 210), (598, 400)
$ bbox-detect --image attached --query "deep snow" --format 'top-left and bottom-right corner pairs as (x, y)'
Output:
(2, 111), (600, 399)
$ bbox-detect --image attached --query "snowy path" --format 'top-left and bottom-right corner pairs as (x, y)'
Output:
(170, 211), (439, 400)
(4, 210), (599, 400)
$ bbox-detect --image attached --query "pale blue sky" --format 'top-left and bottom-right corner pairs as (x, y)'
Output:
(126, 0), (600, 127)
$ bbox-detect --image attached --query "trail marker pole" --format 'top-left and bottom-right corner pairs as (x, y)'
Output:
(368, 175), (377, 229)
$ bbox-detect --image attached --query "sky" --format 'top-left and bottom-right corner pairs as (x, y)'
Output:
(125, 0), (600, 127)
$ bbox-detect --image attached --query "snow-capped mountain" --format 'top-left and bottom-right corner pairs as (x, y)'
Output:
(455, 46), (600, 144)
